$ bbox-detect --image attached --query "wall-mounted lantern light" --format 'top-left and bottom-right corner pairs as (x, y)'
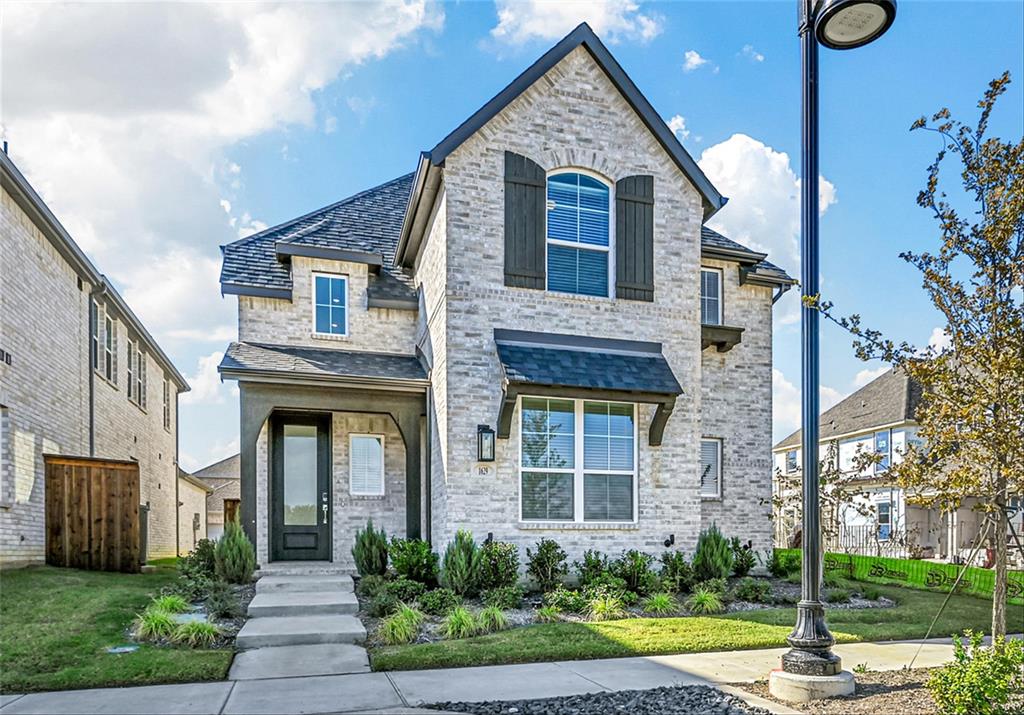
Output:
(477, 424), (496, 462)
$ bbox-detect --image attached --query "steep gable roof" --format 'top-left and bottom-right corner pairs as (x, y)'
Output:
(774, 368), (922, 450)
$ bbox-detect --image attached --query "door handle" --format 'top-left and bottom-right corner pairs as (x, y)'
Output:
(322, 502), (329, 524)
(321, 492), (329, 525)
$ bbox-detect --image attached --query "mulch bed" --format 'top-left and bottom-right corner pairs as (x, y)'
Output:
(744, 669), (940, 714)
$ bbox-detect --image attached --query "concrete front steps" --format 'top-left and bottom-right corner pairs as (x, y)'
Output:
(255, 574), (354, 594)
(235, 614), (367, 649)
(247, 590), (358, 617)
(229, 643), (369, 680)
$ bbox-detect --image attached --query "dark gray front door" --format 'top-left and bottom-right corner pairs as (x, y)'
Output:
(271, 414), (331, 561)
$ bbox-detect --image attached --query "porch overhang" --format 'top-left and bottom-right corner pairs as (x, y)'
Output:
(493, 329), (682, 447)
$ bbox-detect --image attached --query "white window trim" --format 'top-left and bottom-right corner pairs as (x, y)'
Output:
(162, 378), (172, 432)
(700, 437), (723, 499)
(700, 267), (724, 326)
(311, 271), (349, 338)
(876, 499), (892, 541)
(349, 433), (385, 497)
(544, 168), (616, 300)
(518, 396), (639, 525)
(784, 449), (798, 474)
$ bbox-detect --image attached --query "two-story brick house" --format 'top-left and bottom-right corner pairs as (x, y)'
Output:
(219, 24), (793, 569)
(1, 151), (190, 565)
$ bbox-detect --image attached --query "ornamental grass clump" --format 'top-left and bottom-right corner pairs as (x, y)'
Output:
(135, 606), (177, 641)
(685, 588), (725, 615)
(152, 594), (189, 613)
(692, 525), (733, 582)
(536, 605), (561, 623)
(586, 593), (628, 622)
(442, 606), (478, 640)
(379, 606), (423, 646)
(215, 519), (256, 584)
(171, 621), (220, 648)
(352, 520), (389, 577)
(641, 592), (679, 616)
(477, 606), (509, 634)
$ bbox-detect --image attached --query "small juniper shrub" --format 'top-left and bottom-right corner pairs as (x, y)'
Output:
(536, 605), (561, 623)
(692, 525), (734, 582)
(356, 574), (388, 599)
(732, 577), (771, 604)
(730, 539), (758, 577)
(642, 592), (678, 616)
(481, 585), (524, 610)
(442, 606), (478, 640)
(526, 538), (568, 592)
(610, 550), (658, 595)
(352, 520), (389, 577)
(215, 519), (256, 584)
(389, 538), (439, 585)
(574, 549), (609, 588)
(385, 578), (427, 603)
(928, 632), (1024, 715)
(417, 588), (462, 616)
(153, 594), (189, 613)
(205, 580), (241, 619)
(440, 530), (483, 596)
(685, 588), (725, 615)
(586, 593), (628, 622)
(659, 551), (694, 594)
(369, 591), (399, 618)
(543, 586), (588, 613)
(475, 541), (520, 591)
(172, 621), (220, 647)
(477, 606), (509, 634)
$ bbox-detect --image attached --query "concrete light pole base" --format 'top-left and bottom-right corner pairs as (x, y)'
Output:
(768, 669), (855, 703)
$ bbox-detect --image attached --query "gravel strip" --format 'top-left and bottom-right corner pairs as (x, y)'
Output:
(744, 669), (940, 714)
(426, 685), (770, 715)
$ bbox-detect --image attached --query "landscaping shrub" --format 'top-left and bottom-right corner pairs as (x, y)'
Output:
(385, 578), (427, 603)
(179, 539), (217, 580)
(659, 551), (694, 593)
(526, 538), (568, 592)
(823, 572), (843, 589)
(543, 587), (588, 613)
(928, 632), (1024, 715)
(730, 539), (757, 578)
(641, 592), (678, 616)
(356, 574), (388, 599)
(417, 588), (462, 616)
(586, 593), (628, 622)
(574, 549), (609, 588)
(171, 573), (213, 602)
(482, 585), (524, 610)
(368, 591), (399, 618)
(685, 588), (725, 615)
(352, 520), (389, 577)
(389, 537), (439, 584)
(767, 549), (801, 578)
(610, 550), (657, 594)
(732, 577), (771, 604)
(214, 519), (256, 584)
(824, 588), (852, 604)
(135, 606), (176, 641)
(440, 530), (483, 596)
(380, 605), (424, 646)
(692, 525), (734, 582)
(785, 572), (802, 585)
(861, 585), (881, 601)
(694, 577), (727, 596)
(442, 606), (478, 639)
(152, 595), (189, 613)
(477, 606), (509, 634)
(205, 581), (241, 619)
(171, 621), (220, 647)
(581, 574), (639, 606)
(536, 605), (561, 623)
(476, 541), (520, 591)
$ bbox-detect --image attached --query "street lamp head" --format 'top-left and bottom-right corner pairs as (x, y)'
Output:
(814, 0), (896, 50)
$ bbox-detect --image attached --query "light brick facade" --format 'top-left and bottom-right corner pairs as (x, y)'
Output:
(177, 474), (210, 554)
(0, 158), (188, 566)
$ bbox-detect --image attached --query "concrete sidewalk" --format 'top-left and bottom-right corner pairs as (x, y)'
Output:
(0, 638), (964, 715)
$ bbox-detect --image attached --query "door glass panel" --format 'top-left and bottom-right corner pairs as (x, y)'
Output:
(283, 424), (318, 526)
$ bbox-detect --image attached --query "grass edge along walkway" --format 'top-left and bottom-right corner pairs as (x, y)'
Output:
(371, 581), (998, 672)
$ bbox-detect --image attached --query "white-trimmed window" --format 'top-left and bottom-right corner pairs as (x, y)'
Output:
(700, 438), (722, 498)
(103, 314), (117, 384)
(127, 340), (135, 401)
(876, 500), (892, 540)
(874, 429), (891, 473)
(127, 341), (146, 409)
(350, 434), (384, 496)
(313, 273), (348, 336)
(520, 397), (636, 523)
(785, 449), (798, 474)
(546, 171), (611, 298)
(90, 301), (100, 370)
(700, 268), (723, 325)
(162, 378), (171, 431)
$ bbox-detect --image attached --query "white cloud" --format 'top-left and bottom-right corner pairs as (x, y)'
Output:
(667, 114), (689, 141)
(180, 437), (240, 473)
(928, 326), (952, 352)
(324, 114), (338, 134)
(347, 96), (379, 123)
(853, 365), (889, 387)
(773, 368), (845, 441)
(490, 0), (662, 46)
(683, 49), (709, 72)
(180, 351), (236, 406)
(741, 44), (764, 62)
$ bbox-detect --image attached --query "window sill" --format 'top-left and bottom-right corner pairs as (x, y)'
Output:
(95, 372), (119, 390)
(310, 332), (350, 343)
(700, 495), (722, 501)
(701, 324), (744, 353)
(517, 521), (639, 531)
(349, 493), (386, 500)
(130, 401), (147, 415)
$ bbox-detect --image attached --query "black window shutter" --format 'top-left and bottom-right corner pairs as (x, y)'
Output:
(504, 151), (546, 289)
(615, 175), (655, 302)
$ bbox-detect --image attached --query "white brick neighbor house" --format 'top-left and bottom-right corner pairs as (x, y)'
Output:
(219, 24), (794, 570)
(0, 151), (191, 566)
(192, 453), (241, 541)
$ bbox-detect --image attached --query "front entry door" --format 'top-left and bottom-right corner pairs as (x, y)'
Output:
(271, 414), (331, 561)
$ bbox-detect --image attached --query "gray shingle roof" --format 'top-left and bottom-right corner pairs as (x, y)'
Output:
(774, 368), (922, 450)
(496, 342), (682, 396)
(701, 226), (793, 283)
(219, 342), (427, 384)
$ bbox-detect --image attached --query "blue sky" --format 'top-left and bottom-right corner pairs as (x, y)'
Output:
(4, 1), (1022, 470)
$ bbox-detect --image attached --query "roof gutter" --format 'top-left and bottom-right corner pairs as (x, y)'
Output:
(394, 152), (432, 268)
(218, 367), (430, 393)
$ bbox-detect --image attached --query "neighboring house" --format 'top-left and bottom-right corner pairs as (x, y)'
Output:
(0, 150), (190, 566)
(772, 368), (1024, 566)
(218, 24), (794, 570)
(178, 470), (212, 553)
(192, 453), (240, 541)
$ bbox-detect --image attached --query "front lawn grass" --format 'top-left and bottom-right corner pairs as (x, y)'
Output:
(0, 565), (233, 693)
(370, 581), (996, 672)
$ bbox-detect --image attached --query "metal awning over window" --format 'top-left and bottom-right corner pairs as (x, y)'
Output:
(494, 329), (683, 446)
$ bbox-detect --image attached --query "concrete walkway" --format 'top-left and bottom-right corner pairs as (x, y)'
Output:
(0, 637), (969, 715)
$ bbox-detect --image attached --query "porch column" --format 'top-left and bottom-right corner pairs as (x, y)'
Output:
(396, 409), (422, 540)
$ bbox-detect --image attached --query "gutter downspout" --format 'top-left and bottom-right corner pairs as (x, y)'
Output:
(175, 390), (181, 557)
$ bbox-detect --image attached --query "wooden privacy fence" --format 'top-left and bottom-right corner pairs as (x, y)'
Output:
(45, 455), (141, 573)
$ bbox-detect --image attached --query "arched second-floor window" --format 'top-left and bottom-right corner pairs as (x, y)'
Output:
(546, 171), (611, 297)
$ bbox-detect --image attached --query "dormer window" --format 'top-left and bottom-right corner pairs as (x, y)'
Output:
(313, 273), (347, 336)
(700, 268), (722, 325)
(546, 171), (610, 297)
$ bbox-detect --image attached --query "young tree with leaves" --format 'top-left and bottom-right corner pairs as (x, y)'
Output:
(811, 73), (1023, 637)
